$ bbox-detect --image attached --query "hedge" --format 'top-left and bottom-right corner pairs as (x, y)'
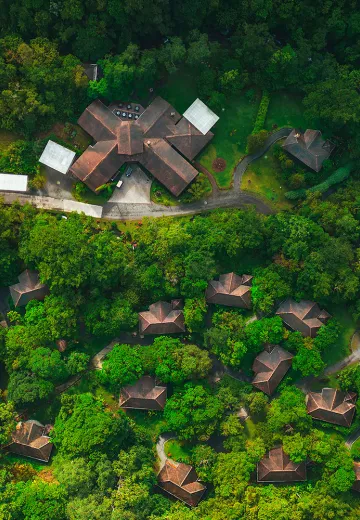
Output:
(285, 164), (352, 200)
(252, 91), (270, 134)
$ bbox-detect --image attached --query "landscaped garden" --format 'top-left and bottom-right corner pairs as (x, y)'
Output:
(198, 91), (260, 188)
(241, 143), (294, 211)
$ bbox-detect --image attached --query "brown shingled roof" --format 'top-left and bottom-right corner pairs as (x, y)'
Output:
(6, 420), (53, 462)
(70, 97), (214, 197)
(252, 346), (293, 395)
(306, 388), (356, 427)
(282, 129), (335, 172)
(353, 462), (360, 492)
(205, 273), (253, 309)
(157, 460), (206, 506)
(119, 375), (167, 410)
(276, 298), (330, 337)
(257, 447), (306, 483)
(139, 300), (185, 335)
(9, 270), (49, 307)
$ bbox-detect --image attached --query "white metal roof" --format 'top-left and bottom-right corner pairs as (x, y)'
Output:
(63, 200), (103, 218)
(0, 173), (28, 192)
(183, 98), (219, 135)
(39, 140), (76, 174)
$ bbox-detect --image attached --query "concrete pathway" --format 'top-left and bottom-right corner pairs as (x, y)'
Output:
(156, 433), (176, 470)
(91, 339), (119, 369)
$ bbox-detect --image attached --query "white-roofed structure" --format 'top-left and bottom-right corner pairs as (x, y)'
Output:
(39, 140), (76, 175)
(183, 98), (219, 135)
(0, 173), (28, 192)
(63, 200), (103, 218)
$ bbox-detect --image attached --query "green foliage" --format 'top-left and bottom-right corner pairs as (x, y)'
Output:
(267, 387), (312, 433)
(251, 265), (291, 313)
(252, 91), (270, 134)
(285, 165), (352, 200)
(183, 297), (207, 332)
(52, 393), (133, 458)
(7, 371), (54, 406)
(99, 344), (144, 389)
(0, 401), (16, 446)
(247, 130), (269, 154)
(164, 383), (224, 441)
(143, 336), (212, 383)
(0, 36), (87, 135)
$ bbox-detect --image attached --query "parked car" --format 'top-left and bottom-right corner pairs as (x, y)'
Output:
(125, 167), (133, 177)
(116, 180), (123, 189)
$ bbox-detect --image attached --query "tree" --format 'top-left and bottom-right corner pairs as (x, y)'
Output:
(245, 316), (285, 352)
(66, 352), (90, 376)
(183, 297), (207, 333)
(142, 336), (211, 383)
(98, 344), (143, 390)
(212, 450), (255, 498)
(0, 401), (16, 446)
(164, 383), (224, 441)
(4, 480), (67, 520)
(251, 266), (292, 313)
(29, 347), (68, 382)
(267, 387), (312, 433)
(292, 343), (325, 377)
(52, 393), (133, 457)
(7, 371), (54, 406)
(83, 296), (137, 337)
(247, 130), (269, 154)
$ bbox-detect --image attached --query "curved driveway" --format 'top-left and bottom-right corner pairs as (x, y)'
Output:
(0, 128), (291, 220)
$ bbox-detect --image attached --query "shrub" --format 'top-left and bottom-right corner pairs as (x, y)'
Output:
(247, 130), (269, 154)
(285, 164), (352, 200)
(252, 91), (270, 134)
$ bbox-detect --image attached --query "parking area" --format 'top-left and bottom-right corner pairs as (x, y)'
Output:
(109, 165), (151, 204)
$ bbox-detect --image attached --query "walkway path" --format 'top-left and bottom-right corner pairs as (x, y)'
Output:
(0, 128), (291, 219)
(156, 433), (176, 470)
(233, 127), (291, 190)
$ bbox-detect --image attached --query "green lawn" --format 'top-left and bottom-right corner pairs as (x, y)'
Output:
(265, 91), (309, 131)
(126, 409), (167, 443)
(157, 69), (198, 114)
(243, 418), (257, 439)
(198, 93), (260, 188)
(164, 439), (192, 463)
(241, 143), (293, 211)
(321, 304), (356, 366)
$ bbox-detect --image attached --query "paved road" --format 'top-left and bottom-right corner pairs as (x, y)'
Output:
(0, 128), (291, 219)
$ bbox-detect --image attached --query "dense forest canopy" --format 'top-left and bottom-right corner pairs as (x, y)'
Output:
(1, 0), (360, 518)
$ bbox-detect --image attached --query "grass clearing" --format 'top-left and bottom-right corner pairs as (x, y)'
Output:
(321, 304), (355, 366)
(126, 410), (167, 443)
(265, 91), (309, 131)
(198, 92), (260, 188)
(241, 144), (293, 211)
(157, 69), (198, 114)
(165, 439), (192, 463)
(244, 418), (257, 439)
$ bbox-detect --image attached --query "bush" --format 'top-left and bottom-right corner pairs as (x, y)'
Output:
(285, 164), (352, 200)
(252, 91), (270, 134)
(247, 130), (269, 154)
